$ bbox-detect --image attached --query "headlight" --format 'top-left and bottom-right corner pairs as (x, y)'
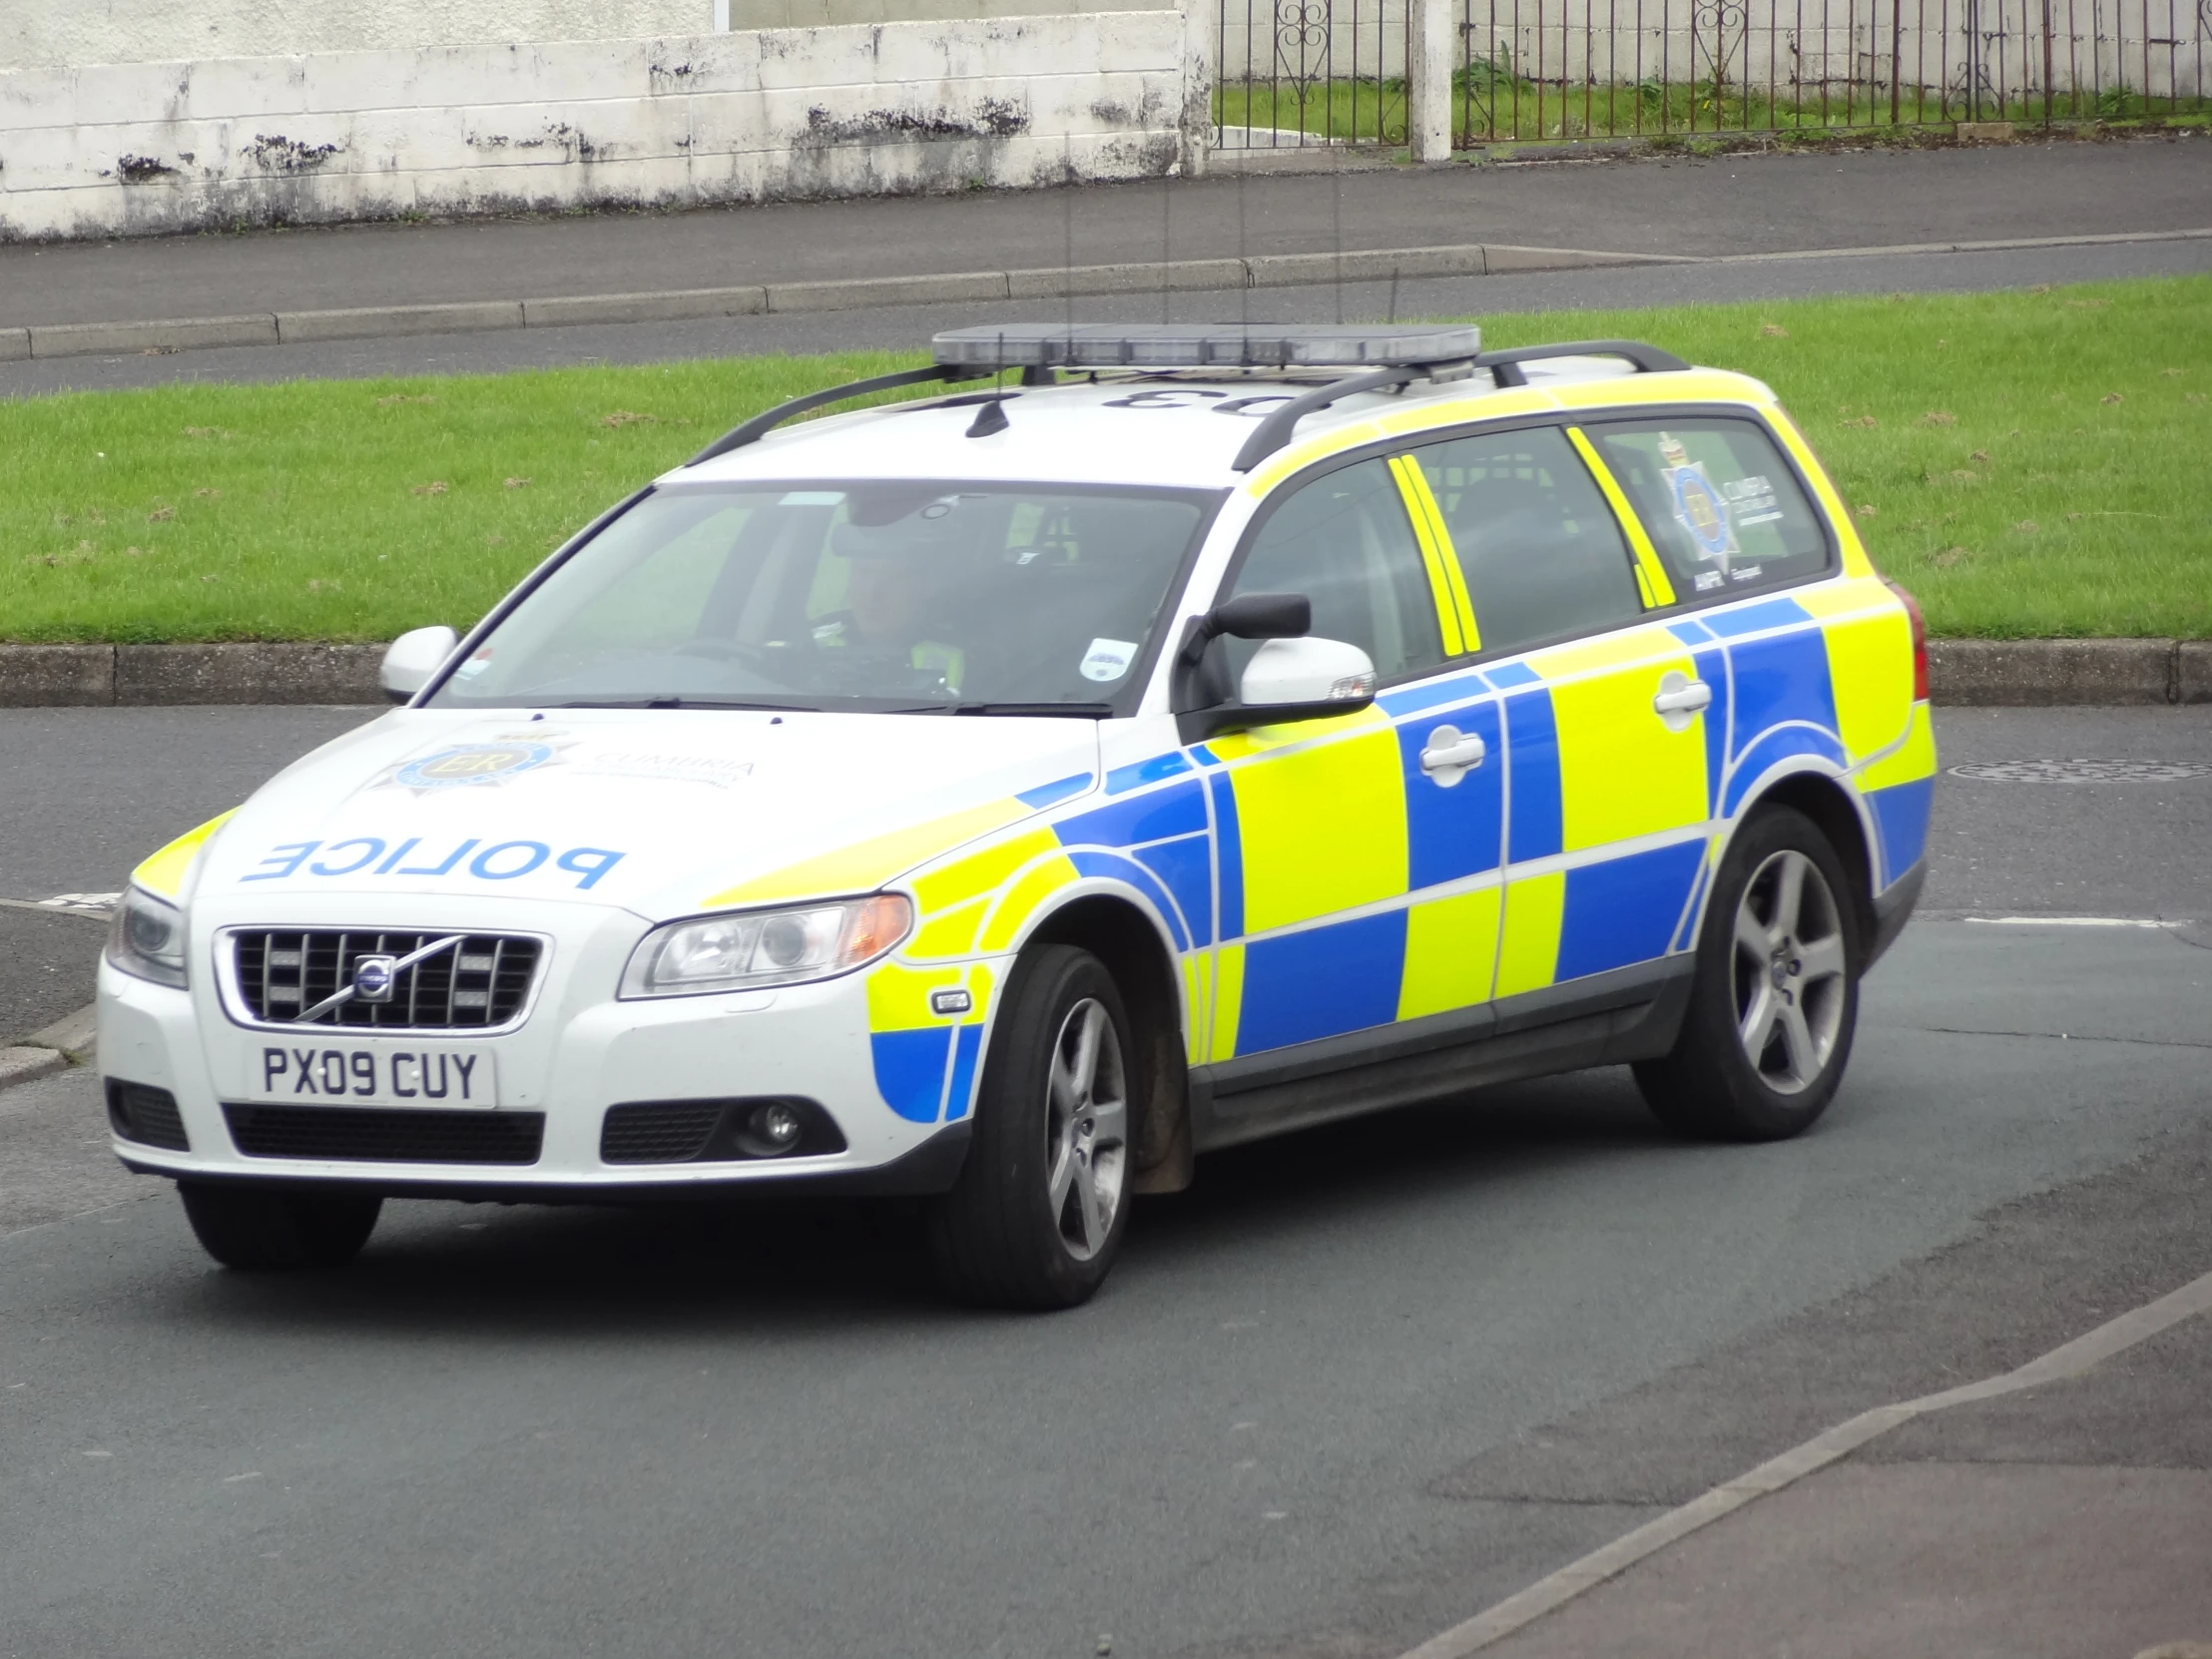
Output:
(620, 893), (912, 999)
(106, 887), (188, 988)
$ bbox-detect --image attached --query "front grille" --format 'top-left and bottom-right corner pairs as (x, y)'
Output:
(233, 930), (542, 1029)
(224, 1104), (544, 1164)
(107, 1079), (190, 1151)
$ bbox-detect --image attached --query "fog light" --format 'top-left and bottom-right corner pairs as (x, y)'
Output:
(740, 1100), (806, 1157)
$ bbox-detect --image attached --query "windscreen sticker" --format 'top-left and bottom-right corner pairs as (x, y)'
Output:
(1658, 433), (1739, 569)
(1080, 639), (1139, 683)
(242, 837), (625, 889)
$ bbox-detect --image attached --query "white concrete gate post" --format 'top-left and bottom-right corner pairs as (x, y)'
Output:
(1181, 0), (1218, 177)
(1406, 0), (1454, 163)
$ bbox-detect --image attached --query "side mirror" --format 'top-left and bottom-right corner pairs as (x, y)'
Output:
(380, 625), (459, 705)
(1177, 635), (1378, 742)
(1240, 636), (1377, 709)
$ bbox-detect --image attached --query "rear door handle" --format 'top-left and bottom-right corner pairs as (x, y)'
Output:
(1652, 673), (1712, 731)
(1418, 725), (1486, 786)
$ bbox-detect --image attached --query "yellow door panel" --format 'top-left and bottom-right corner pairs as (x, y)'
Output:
(1398, 887), (1502, 1021)
(1210, 942), (1246, 1062)
(1229, 726), (1408, 934)
(1529, 628), (1710, 851)
(1495, 868), (1564, 996)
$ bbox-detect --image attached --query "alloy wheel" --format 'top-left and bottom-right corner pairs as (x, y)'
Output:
(1043, 997), (1128, 1262)
(1730, 848), (1849, 1095)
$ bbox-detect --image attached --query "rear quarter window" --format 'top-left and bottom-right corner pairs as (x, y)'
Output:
(1586, 416), (1833, 601)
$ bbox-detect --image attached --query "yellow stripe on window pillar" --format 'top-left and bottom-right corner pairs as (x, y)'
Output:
(1394, 458), (1480, 653)
(1566, 426), (1677, 609)
(1388, 455), (1464, 658)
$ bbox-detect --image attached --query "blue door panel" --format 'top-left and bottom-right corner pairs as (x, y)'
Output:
(1237, 910), (1408, 1054)
(1397, 698), (1505, 890)
(1555, 839), (1706, 981)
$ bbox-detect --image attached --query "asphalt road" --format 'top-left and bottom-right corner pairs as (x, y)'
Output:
(7, 139), (2208, 329)
(1, 704), (2208, 1656)
(7, 238), (2208, 398)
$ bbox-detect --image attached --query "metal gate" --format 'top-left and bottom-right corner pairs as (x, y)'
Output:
(1213, 0), (2209, 146)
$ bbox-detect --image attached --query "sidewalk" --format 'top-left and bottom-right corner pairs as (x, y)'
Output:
(3, 138), (2207, 329)
(1480, 1304), (2212, 1658)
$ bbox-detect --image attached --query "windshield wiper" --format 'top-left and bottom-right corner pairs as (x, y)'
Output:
(889, 702), (1117, 718)
(536, 697), (820, 712)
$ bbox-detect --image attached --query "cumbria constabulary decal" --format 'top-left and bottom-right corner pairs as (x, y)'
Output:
(1658, 432), (1738, 572)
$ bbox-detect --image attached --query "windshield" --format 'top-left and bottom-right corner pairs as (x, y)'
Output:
(427, 481), (1217, 714)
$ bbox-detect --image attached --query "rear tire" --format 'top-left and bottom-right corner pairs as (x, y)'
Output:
(178, 1182), (382, 1271)
(1634, 805), (1861, 1142)
(926, 945), (1134, 1310)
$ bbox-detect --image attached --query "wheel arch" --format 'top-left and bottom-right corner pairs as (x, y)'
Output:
(1729, 768), (1880, 953)
(1023, 892), (1195, 1194)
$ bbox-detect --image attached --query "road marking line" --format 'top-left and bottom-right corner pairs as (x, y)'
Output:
(1393, 1266), (2212, 1659)
(1965, 915), (2183, 927)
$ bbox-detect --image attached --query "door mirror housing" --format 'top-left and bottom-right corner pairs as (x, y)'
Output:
(380, 625), (460, 704)
(1240, 636), (1377, 709)
(1177, 635), (1378, 742)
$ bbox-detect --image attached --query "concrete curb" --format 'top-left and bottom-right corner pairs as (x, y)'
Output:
(0, 1002), (99, 1095)
(6, 226), (2205, 362)
(0, 644), (386, 707)
(1, 638), (2205, 708)
(1929, 638), (2212, 706)
(4, 242), (1674, 360)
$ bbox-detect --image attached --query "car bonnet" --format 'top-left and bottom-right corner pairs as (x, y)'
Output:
(181, 708), (1103, 922)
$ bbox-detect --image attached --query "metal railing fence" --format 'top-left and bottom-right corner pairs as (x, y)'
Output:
(1212, 0), (2209, 146)
(1217, 0), (1411, 146)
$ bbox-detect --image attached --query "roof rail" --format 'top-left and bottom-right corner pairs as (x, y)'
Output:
(685, 363), (991, 467)
(1230, 365), (1429, 473)
(1476, 338), (1689, 386)
(1230, 337), (1688, 472)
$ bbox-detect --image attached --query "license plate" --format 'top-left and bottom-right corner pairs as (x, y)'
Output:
(250, 1044), (498, 1109)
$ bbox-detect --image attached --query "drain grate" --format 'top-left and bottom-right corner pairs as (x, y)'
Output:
(1948, 759), (2212, 784)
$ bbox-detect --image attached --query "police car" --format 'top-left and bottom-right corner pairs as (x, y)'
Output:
(100, 322), (1936, 1308)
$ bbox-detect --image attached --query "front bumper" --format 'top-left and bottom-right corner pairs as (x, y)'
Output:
(97, 923), (993, 1200)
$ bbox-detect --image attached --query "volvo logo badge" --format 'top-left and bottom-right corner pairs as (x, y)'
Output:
(352, 955), (398, 1003)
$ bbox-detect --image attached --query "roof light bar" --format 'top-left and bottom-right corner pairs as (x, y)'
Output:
(931, 322), (1482, 370)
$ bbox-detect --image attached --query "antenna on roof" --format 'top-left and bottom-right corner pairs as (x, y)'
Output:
(966, 331), (1012, 436)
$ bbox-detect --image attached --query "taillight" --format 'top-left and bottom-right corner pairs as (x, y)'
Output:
(1884, 579), (1930, 703)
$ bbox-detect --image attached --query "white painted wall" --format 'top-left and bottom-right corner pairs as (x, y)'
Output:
(0, 15), (1190, 241)
(3, 1), (704, 71)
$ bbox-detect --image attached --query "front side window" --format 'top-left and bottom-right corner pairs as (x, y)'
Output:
(1413, 425), (1643, 657)
(1226, 457), (1444, 684)
(428, 481), (1213, 713)
(1586, 417), (1832, 600)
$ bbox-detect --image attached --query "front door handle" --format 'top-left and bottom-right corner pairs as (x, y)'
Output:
(1419, 725), (1486, 786)
(1653, 672), (1712, 731)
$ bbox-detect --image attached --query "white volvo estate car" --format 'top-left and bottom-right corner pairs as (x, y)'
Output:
(101, 323), (1935, 1308)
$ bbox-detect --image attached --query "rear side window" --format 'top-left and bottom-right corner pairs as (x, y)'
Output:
(1412, 425), (1643, 656)
(1586, 417), (1831, 600)
(1231, 457), (1444, 682)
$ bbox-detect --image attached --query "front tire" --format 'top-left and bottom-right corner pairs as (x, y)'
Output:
(1635, 805), (1861, 1142)
(926, 945), (1134, 1310)
(178, 1182), (382, 1271)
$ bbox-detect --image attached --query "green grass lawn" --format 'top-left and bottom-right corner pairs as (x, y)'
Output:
(3, 275), (2206, 643)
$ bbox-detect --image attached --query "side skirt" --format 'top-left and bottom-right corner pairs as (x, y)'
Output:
(1188, 956), (1695, 1154)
